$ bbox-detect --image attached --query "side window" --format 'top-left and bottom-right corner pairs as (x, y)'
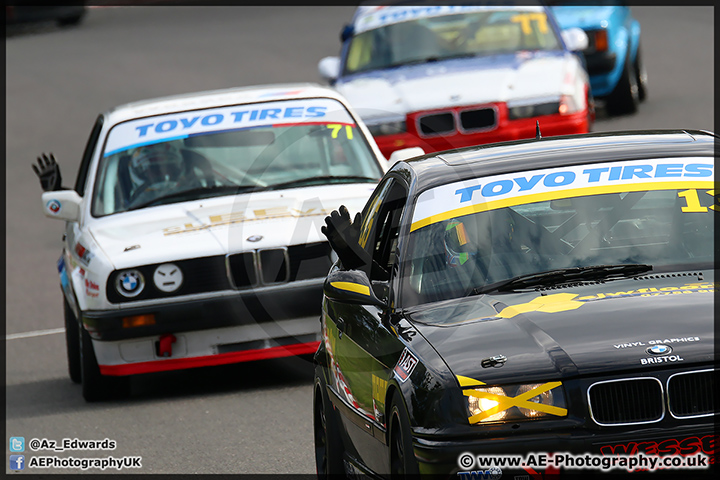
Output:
(358, 179), (407, 282)
(74, 115), (104, 195)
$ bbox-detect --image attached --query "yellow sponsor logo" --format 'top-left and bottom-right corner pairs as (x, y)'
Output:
(162, 206), (332, 236)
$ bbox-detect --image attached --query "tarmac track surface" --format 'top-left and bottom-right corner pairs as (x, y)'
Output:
(5, 6), (713, 474)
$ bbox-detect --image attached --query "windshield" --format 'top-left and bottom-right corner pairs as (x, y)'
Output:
(401, 158), (714, 307)
(92, 97), (382, 216)
(345, 7), (561, 75)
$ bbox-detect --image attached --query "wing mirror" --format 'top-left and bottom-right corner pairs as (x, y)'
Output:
(318, 56), (341, 84)
(324, 269), (386, 307)
(41, 190), (82, 222)
(561, 27), (589, 52)
(388, 147), (425, 164)
(340, 24), (354, 42)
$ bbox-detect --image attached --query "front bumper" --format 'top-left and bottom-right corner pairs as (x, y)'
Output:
(374, 110), (589, 158)
(414, 423), (716, 477)
(83, 280), (324, 376)
(83, 279), (323, 341)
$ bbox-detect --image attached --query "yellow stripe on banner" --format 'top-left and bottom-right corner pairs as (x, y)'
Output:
(410, 181), (714, 232)
(464, 381), (567, 423)
(331, 281), (370, 296)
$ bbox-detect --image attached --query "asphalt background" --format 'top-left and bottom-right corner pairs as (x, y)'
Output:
(4, 5), (714, 475)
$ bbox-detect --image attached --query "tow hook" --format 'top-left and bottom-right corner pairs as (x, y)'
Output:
(157, 334), (177, 357)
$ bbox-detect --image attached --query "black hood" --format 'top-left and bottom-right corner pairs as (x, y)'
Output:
(406, 273), (714, 385)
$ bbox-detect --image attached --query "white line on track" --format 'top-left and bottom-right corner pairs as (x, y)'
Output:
(5, 328), (65, 340)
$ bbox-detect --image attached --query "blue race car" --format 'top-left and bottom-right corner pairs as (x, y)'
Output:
(550, 1), (647, 115)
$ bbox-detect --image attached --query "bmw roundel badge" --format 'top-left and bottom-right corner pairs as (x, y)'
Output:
(116, 270), (145, 297)
(646, 344), (672, 356)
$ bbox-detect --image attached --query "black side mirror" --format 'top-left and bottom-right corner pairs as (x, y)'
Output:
(324, 269), (386, 308)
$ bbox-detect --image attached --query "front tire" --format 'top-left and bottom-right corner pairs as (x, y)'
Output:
(634, 44), (648, 102)
(605, 53), (640, 116)
(64, 298), (81, 383)
(388, 392), (419, 479)
(313, 366), (346, 477)
(79, 325), (129, 402)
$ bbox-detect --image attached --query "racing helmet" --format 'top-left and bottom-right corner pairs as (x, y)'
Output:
(444, 218), (477, 267)
(444, 211), (516, 267)
(129, 142), (184, 186)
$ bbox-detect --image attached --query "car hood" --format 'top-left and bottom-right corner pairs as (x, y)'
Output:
(335, 51), (569, 118)
(89, 184), (376, 270)
(406, 274), (715, 385)
(550, 6), (619, 31)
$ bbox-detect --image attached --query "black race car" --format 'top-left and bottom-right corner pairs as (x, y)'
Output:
(314, 130), (716, 478)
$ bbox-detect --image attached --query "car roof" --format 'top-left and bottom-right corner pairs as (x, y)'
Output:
(102, 83), (348, 126)
(350, 1), (548, 30)
(394, 130), (717, 194)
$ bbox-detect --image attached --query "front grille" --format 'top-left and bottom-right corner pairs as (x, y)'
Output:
(259, 248), (289, 284)
(459, 108), (496, 131)
(588, 378), (664, 425)
(288, 242), (333, 281)
(418, 112), (454, 136)
(668, 370), (715, 418)
(227, 252), (257, 288)
(228, 242), (332, 289)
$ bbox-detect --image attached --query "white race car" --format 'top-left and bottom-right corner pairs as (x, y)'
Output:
(38, 84), (414, 401)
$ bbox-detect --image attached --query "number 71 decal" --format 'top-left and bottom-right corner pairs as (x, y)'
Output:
(327, 124), (354, 140)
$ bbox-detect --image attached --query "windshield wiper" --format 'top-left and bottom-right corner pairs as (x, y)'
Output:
(470, 264), (653, 296)
(127, 185), (264, 211)
(266, 175), (378, 190)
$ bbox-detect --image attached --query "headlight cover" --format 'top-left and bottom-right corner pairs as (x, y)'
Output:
(366, 119), (407, 136)
(464, 381), (567, 424)
(507, 101), (560, 120)
(115, 269), (145, 298)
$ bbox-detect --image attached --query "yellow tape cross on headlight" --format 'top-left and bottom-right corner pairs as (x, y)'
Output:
(464, 381), (566, 423)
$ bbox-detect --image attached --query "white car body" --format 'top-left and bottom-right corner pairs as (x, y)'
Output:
(41, 83), (388, 400)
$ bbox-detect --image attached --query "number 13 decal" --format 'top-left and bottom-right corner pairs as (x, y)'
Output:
(678, 189), (718, 212)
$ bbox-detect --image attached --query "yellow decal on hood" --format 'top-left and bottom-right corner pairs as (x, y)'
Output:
(162, 206), (332, 235)
(497, 292), (584, 318)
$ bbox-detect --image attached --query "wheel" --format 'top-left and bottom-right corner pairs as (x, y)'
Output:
(79, 325), (130, 402)
(388, 392), (420, 479)
(634, 44), (648, 102)
(57, 11), (85, 27)
(63, 298), (81, 384)
(313, 366), (346, 477)
(605, 52), (640, 116)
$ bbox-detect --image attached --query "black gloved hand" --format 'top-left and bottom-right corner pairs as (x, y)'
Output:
(321, 205), (370, 270)
(32, 153), (63, 192)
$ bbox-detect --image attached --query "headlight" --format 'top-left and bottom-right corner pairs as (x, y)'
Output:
(153, 263), (183, 293)
(559, 94), (584, 115)
(507, 101), (560, 120)
(366, 120), (406, 136)
(115, 269), (145, 298)
(464, 381), (567, 424)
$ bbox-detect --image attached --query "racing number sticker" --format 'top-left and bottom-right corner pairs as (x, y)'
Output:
(394, 348), (419, 383)
(510, 12), (548, 35)
(326, 124), (354, 139)
(678, 189), (719, 212)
